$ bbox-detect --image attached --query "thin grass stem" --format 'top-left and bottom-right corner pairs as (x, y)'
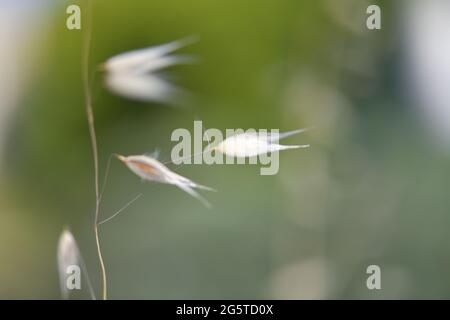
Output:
(82, 0), (107, 300)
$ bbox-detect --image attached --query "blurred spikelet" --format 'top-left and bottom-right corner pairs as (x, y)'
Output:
(102, 36), (197, 103)
(57, 229), (79, 300)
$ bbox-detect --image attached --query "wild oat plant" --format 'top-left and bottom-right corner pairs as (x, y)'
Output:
(57, 2), (310, 300)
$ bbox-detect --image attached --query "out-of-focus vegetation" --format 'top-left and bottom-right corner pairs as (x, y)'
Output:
(1, 0), (450, 299)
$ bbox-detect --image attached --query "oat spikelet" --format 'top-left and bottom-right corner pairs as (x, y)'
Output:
(210, 128), (311, 158)
(117, 154), (215, 208)
(102, 37), (197, 103)
(57, 229), (79, 300)
(57, 229), (95, 300)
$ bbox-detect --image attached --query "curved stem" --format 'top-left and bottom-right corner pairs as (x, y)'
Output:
(94, 216), (107, 300)
(82, 0), (107, 300)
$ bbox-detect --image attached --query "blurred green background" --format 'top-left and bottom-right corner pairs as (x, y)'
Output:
(1, 0), (450, 299)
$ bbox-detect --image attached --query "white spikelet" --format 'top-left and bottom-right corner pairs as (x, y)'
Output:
(102, 36), (197, 103)
(104, 73), (181, 103)
(117, 154), (214, 208)
(210, 128), (311, 158)
(57, 229), (95, 300)
(57, 229), (79, 300)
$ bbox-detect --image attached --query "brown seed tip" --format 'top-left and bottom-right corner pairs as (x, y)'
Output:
(116, 154), (127, 162)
